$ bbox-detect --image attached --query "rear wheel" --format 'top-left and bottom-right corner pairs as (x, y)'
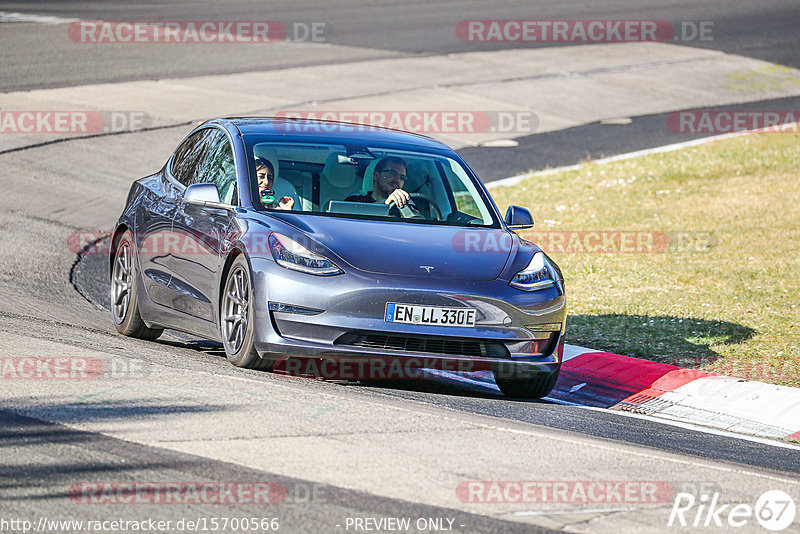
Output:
(111, 230), (163, 340)
(220, 255), (273, 370)
(492, 364), (560, 399)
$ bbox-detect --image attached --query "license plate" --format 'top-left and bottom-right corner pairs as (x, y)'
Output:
(384, 303), (476, 328)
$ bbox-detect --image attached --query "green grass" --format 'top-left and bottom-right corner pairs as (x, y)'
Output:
(490, 131), (800, 386)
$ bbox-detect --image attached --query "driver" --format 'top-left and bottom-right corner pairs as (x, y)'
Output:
(344, 156), (411, 208)
(255, 157), (294, 210)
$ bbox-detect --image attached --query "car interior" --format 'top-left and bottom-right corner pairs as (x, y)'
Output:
(250, 142), (492, 225)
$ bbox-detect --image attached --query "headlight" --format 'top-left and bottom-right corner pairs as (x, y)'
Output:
(269, 233), (342, 276)
(509, 252), (556, 291)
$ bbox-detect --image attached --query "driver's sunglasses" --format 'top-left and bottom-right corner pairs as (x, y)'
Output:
(378, 169), (407, 180)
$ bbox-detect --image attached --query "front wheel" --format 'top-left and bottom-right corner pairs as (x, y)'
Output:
(220, 255), (273, 370)
(492, 363), (560, 399)
(110, 230), (163, 340)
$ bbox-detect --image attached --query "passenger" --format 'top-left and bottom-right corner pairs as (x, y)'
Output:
(345, 156), (411, 208)
(255, 157), (294, 210)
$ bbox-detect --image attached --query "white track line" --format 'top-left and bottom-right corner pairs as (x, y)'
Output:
(580, 404), (800, 451)
(0, 11), (77, 24)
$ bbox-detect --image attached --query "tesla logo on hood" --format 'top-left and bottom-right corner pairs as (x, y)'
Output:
(419, 265), (434, 274)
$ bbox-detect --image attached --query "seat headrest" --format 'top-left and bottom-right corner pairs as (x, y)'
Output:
(321, 152), (358, 188)
(362, 160), (379, 193)
(406, 159), (437, 190)
(272, 176), (300, 209)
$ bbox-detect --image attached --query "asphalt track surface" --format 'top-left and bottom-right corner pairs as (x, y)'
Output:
(69, 246), (800, 476)
(0, 410), (544, 534)
(2, 2), (800, 532)
(3, 1), (800, 180)
(1, 0), (799, 91)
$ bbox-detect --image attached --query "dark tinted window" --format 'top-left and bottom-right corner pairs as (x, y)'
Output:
(197, 130), (237, 205)
(170, 128), (215, 187)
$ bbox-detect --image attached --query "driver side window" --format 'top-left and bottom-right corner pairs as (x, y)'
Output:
(171, 128), (215, 187)
(198, 130), (237, 206)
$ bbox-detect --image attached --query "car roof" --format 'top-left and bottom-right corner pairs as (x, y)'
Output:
(212, 117), (454, 152)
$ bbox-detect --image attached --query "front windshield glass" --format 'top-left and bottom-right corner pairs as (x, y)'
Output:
(245, 140), (498, 227)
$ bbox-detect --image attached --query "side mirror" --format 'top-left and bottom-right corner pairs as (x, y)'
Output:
(505, 206), (534, 229)
(184, 183), (223, 206)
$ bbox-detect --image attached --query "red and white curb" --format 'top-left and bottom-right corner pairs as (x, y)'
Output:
(424, 345), (800, 443)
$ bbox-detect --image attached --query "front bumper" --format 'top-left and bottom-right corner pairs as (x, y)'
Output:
(249, 257), (566, 373)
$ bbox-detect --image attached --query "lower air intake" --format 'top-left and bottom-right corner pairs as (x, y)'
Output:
(335, 331), (509, 358)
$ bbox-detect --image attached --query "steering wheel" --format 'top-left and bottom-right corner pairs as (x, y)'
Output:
(408, 193), (443, 221)
(387, 199), (425, 219)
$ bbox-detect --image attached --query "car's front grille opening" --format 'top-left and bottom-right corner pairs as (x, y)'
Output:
(334, 331), (510, 358)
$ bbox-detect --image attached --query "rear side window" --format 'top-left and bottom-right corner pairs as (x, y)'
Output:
(170, 128), (215, 187)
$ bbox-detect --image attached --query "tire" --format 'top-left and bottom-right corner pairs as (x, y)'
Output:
(492, 363), (560, 399)
(110, 230), (163, 340)
(220, 255), (273, 370)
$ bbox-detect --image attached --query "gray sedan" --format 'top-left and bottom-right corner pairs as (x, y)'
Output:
(110, 118), (566, 398)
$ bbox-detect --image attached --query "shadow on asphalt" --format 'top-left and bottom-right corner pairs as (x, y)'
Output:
(0, 398), (229, 425)
(343, 377), (510, 401)
(156, 337), (227, 359)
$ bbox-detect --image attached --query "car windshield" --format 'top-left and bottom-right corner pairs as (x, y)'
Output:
(245, 140), (499, 227)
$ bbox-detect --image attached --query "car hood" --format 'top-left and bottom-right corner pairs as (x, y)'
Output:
(267, 213), (514, 281)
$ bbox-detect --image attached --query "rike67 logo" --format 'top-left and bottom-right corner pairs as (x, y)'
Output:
(669, 490), (796, 531)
